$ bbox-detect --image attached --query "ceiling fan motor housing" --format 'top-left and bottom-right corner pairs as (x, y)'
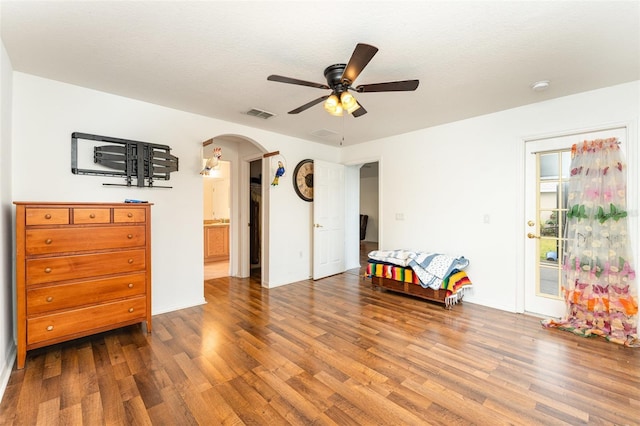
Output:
(324, 63), (348, 93)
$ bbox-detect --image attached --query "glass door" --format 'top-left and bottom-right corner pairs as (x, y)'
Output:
(524, 127), (627, 317)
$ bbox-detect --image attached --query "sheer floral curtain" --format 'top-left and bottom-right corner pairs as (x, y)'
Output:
(543, 138), (639, 347)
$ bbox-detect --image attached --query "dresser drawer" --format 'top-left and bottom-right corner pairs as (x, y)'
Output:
(27, 273), (146, 315)
(25, 208), (70, 225)
(73, 208), (111, 224)
(25, 225), (146, 255)
(26, 249), (146, 285)
(114, 208), (146, 223)
(27, 296), (147, 345)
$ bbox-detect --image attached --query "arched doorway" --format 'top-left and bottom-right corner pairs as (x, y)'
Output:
(201, 134), (269, 286)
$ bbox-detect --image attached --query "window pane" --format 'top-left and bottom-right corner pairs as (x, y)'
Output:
(539, 238), (559, 264)
(539, 182), (558, 209)
(540, 153), (559, 179)
(538, 265), (560, 296)
(539, 213), (559, 237)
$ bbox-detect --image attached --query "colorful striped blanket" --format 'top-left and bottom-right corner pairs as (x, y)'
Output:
(368, 250), (469, 289)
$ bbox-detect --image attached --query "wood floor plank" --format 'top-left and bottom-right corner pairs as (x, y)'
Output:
(92, 341), (127, 425)
(284, 371), (334, 412)
(122, 395), (152, 426)
(39, 376), (60, 409)
(237, 371), (281, 408)
(214, 377), (283, 425)
(173, 353), (212, 394)
(253, 365), (330, 424)
(325, 393), (375, 425)
(199, 386), (245, 425)
(172, 379), (219, 425)
(315, 370), (426, 425)
(12, 355), (44, 425)
(35, 397), (59, 426)
(79, 391), (104, 426)
(58, 402), (82, 425)
(42, 350), (61, 381)
(2, 267), (639, 425)
(153, 385), (199, 425)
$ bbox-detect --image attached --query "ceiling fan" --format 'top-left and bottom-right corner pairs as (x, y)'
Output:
(267, 43), (419, 118)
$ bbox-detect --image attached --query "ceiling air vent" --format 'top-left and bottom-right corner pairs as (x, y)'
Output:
(311, 129), (339, 138)
(245, 108), (276, 120)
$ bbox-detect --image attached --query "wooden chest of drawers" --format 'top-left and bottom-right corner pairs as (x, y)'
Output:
(14, 202), (152, 369)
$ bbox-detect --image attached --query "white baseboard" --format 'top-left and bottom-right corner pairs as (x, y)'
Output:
(0, 342), (16, 403)
(152, 298), (207, 316)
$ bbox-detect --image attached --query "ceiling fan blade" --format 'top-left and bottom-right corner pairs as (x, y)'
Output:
(356, 79), (420, 93)
(288, 95), (329, 114)
(268, 75), (329, 90)
(352, 102), (367, 118)
(341, 43), (378, 85)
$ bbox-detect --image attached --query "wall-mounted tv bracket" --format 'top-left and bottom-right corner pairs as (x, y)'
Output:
(71, 132), (179, 188)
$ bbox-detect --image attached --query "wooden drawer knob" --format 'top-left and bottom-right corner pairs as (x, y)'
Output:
(128, 283), (134, 288)
(128, 308), (134, 313)
(44, 214), (51, 219)
(46, 325), (54, 331)
(89, 213), (96, 219)
(44, 267), (52, 273)
(127, 234), (133, 239)
(45, 239), (52, 245)
(46, 296), (53, 302)
(127, 212), (133, 218)
(128, 258), (134, 264)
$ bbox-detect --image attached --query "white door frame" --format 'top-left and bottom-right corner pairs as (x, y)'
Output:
(344, 155), (383, 266)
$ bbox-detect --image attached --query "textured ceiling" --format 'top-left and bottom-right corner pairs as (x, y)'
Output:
(1, 1), (639, 146)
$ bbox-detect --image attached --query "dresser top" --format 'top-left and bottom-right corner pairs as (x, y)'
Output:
(14, 201), (153, 206)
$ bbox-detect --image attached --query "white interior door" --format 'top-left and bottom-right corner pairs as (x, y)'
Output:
(313, 160), (345, 279)
(524, 126), (627, 317)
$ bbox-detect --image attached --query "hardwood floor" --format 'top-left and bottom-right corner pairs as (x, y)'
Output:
(1, 270), (639, 425)
(204, 261), (229, 280)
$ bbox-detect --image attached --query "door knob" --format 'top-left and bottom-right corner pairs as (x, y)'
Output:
(527, 220), (535, 227)
(527, 233), (540, 239)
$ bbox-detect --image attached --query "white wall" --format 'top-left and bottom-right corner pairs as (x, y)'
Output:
(342, 81), (640, 313)
(0, 41), (15, 399)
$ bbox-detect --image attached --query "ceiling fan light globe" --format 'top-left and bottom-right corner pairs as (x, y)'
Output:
(324, 94), (340, 111)
(340, 91), (357, 110)
(329, 104), (343, 116)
